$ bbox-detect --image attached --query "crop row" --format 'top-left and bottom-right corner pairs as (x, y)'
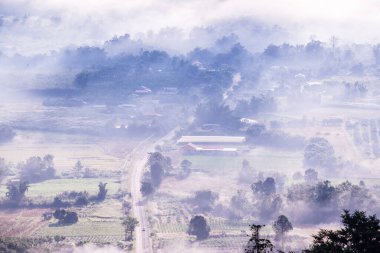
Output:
(347, 119), (380, 158)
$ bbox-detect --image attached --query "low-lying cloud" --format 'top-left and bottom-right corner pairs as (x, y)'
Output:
(1, 0), (380, 56)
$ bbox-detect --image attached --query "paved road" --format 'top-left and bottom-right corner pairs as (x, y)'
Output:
(124, 128), (178, 253)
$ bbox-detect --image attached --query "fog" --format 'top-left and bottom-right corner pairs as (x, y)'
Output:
(2, 0), (380, 56)
(1, 1), (380, 253)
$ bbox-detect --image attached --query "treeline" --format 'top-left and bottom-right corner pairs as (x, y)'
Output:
(71, 49), (234, 102)
(70, 36), (380, 96)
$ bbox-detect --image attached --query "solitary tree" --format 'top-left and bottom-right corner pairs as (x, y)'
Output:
(272, 215), (293, 250)
(187, 215), (210, 240)
(305, 210), (380, 253)
(97, 182), (107, 201)
(6, 181), (29, 204)
(123, 217), (139, 240)
(245, 224), (274, 253)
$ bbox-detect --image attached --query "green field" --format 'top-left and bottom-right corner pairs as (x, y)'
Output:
(0, 178), (120, 201)
(183, 147), (303, 177)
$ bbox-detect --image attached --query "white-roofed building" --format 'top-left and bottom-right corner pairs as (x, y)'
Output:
(177, 136), (246, 145)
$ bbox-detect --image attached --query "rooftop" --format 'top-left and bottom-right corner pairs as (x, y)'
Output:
(177, 135), (246, 144)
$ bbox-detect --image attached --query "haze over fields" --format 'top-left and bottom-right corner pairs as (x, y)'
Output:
(0, 1), (380, 253)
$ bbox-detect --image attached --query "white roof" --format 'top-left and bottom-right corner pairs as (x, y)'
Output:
(197, 147), (237, 152)
(178, 136), (246, 144)
(184, 143), (237, 152)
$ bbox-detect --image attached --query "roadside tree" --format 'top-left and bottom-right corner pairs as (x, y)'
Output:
(123, 216), (139, 240)
(140, 181), (154, 196)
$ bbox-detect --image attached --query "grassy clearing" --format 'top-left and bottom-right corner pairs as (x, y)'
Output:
(183, 147), (303, 177)
(245, 148), (303, 174)
(182, 155), (241, 176)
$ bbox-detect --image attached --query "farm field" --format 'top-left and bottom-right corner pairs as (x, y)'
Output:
(183, 147), (303, 178)
(0, 208), (50, 237)
(150, 196), (318, 253)
(34, 199), (125, 242)
(0, 130), (125, 172)
(150, 190), (344, 253)
(283, 123), (380, 179)
(149, 127), (380, 252)
(283, 125), (359, 161)
(0, 178), (121, 202)
(149, 147), (305, 252)
(0, 199), (125, 243)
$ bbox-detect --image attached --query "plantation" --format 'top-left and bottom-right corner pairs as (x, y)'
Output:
(0, 199), (125, 245)
(346, 118), (380, 158)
